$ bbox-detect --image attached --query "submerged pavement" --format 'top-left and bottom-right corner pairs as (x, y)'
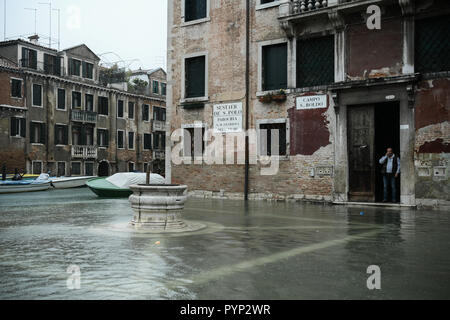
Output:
(0, 188), (449, 299)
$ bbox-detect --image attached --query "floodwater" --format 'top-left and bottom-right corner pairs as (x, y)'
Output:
(0, 188), (449, 300)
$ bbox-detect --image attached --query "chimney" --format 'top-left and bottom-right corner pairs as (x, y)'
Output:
(28, 35), (39, 45)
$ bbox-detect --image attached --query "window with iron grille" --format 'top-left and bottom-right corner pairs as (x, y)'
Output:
(185, 56), (206, 98)
(10, 117), (26, 137)
(98, 96), (109, 115)
(259, 123), (287, 156)
(72, 91), (82, 109)
(185, 0), (207, 22)
(11, 79), (22, 98)
(117, 100), (124, 118)
(296, 36), (334, 88)
(32, 161), (42, 174)
(32, 84), (42, 106)
(262, 43), (287, 91)
(144, 133), (152, 150)
(54, 125), (68, 145)
(128, 102), (135, 119)
(415, 15), (450, 73)
(142, 104), (150, 121)
(30, 122), (45, 144)
(57, 89), (66, 110)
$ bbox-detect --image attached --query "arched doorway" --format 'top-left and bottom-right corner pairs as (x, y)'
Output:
(98, 161), (109, 177)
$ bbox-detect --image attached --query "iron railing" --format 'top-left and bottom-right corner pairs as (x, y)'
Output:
(71, 109), (97, 123)
(71, 145), (98, 159)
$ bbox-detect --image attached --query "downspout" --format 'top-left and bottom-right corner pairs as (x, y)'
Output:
(244, 0), (250, 201)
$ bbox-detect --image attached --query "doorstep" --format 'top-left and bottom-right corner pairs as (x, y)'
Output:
(333, 201), (417, 208)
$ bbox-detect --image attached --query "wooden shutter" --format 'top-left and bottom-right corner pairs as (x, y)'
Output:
(54, 125), (58, 145)
(63, 126), (68, 145)
(40, 123), (46, 144)
(105, 130), (109, 147)
(30, 122), (35, 143)
(10, 117), (17, 136)
(82, 61), (87, 78)
(263, 43), (287, 91)
(20, 118), (26, 138)
(186, 56), (205, 98)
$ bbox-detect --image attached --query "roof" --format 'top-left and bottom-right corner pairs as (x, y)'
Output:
(147, 67), (166, 77)
(61, 44), (101, 61)
(0, 39), (58, 53)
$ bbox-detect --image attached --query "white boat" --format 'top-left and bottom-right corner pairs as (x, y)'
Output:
(50, 176), (96, 189)
(0, 180), (51, 194)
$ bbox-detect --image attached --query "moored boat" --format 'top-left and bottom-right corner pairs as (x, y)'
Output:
(50, 176), (96, 189)
(0, 180), (51, 194)
(86, 173), (165, 198)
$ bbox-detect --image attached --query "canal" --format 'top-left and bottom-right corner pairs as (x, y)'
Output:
(0, 188), (449, 299)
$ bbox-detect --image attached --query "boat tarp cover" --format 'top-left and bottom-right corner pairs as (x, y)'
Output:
(105, 173), (165, 189)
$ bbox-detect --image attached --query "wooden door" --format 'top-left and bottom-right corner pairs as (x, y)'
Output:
(347, 105), (375, 202)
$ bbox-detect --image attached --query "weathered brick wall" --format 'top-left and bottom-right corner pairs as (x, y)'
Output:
(414, 77), (450, 205)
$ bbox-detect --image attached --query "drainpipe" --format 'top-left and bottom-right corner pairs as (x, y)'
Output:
(244, 0), (250, 201)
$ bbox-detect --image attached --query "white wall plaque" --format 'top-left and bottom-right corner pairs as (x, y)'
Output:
(400, 124), (409, 130)
(213, 102), (243, 133)
(296, 95), (327, 110)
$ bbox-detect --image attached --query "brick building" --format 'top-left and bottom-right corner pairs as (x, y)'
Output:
(166, 0), (449, 209)
(0, 38), (166, 177)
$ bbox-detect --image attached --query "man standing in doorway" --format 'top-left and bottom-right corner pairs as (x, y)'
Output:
(379, 148), (401, 203)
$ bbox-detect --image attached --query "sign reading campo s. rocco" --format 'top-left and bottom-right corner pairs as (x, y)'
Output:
(213, 102), (243, 133)
(296, 94), (328, 110)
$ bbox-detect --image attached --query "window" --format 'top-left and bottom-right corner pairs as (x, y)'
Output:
(128, 162), (135, 172)
(144, 133), (152, 150)
(142, 104), (150, 121)
(57, 162), (66, 177)
(262, 43), (287, 91)
(32, 84), (42, 107)
(259, 122), (287, 156)
(128, 102), (135, 119)
(153, 106), (166, 121)
(21, 47), (37, 69)
(185, 0), (207, 22)
(30, 122), (45, 144)
(72, 91), (82, 109)
(32, 161), (42, 174)
(415, 15), (450, 73)
(54, 125), (68, 145)
(69, 58), (81, 76)
(98, 96), (109, 115)
(154, 132), (166, 150)
(85, 94), (94, 112)
(10, 117), (26, 137)
(296, 36), (334, 88)
(11, 79), (22, 98)
(44, 54), (61, 76)
(83, 62), (94, 79)
(260, 0), (275, 4)
(185, 55), (206, 98)
(85, 162), (94, 176)
(152, 80), (159, 94)
(161, 83), (166, 96)
(57, 89), (66, 110)
(97, 129), (109, 147)
(117, 100), (124, 118)
(71, 162), (81, 176)
(117, 130), (125, 149)
(128, 132), (135, 150)
(85, 126), (94, 146)
(184, 127), (204, 157)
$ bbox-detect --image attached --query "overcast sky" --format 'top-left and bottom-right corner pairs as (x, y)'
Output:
(1, 0), (168, 70)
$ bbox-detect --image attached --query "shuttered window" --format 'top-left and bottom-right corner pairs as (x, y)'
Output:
(83, 62), (94, 79)
(11, 79), (22, 98)
(57, 89), (66, 110)
(161, 83), (166, 96)
(21, 48), (37, 69)
(152, 80), (159, 94)
(185, 0), (207, 22)
(117, 130), (124, 149)
(98, 97), (109, 115)
(72, 91), (82, 109)
(144, 133), (152, 150)
(32, 84), (42, 106)
(296, 36), (334, 88)
(262, 43), (287, 91)
(117, 100), (124, 118)
(44, 54), (61, 76)
(128, 102), (135, 119)
(415, 15), (450, 73)
(260, 123), (287, 156)
(30, 122), (45, 144)
(69, 58), (81, 76)
(153, 132), (166, 150)
(128, 132), (135, 149)
(10, 117), (26, 137)
(142, 104), (150, 121)
(185, 56), (205, 98)
(54, 125), (68, 145)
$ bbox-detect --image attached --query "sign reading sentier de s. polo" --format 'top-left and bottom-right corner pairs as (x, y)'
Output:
(296, 94), (328, 110)
(213, 102), (243, 133)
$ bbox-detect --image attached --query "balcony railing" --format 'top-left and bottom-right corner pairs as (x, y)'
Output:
(71, 145), (98, 159)
(71, 109), (97, 123)
(153, 150), (165, 160)
(152, 120), (166, 131)
(279, 0), (368, 17)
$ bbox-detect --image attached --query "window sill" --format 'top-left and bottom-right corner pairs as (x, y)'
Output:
(32, 105), (43, 108)
(11, 135), (24, 139)
(11, 96), (23, 100)
(256, 89), (291, 97)
(98, 114), (109, 117)
(31, 143), (44, 146)
(55, 144), (67, 147)
(56, 108), (67, 111)
(181, 17), (211, 27)
(99, 146), (108, 149)
(256, 1), (280, 11)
